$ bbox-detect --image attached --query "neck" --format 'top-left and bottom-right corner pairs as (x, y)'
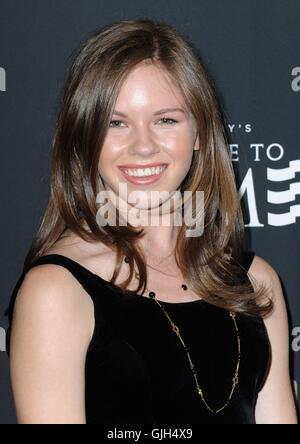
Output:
(99, 191), (181, 261)
(138, 225), (179, 261)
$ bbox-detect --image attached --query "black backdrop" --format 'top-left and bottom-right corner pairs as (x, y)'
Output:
(0, 0), (299, 424)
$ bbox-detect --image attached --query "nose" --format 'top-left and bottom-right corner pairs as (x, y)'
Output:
(128, 124), (160, 158)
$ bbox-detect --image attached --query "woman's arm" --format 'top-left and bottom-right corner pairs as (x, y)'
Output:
(9, 264), (95, 424)
(249, 255), (298, 424)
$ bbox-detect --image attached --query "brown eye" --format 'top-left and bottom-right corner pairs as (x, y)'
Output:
(109, 120), (125, 128)
(158, 117), (178, 125)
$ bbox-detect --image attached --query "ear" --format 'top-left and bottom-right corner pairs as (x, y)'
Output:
(193, 134), (200, 151)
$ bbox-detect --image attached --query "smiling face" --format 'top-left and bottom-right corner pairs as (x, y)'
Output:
(98, 61), (200, 213)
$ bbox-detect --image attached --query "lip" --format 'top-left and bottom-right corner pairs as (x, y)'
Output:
(117, 164), (168, 186)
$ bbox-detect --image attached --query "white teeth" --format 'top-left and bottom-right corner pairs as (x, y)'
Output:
(122, 166), (165, 177)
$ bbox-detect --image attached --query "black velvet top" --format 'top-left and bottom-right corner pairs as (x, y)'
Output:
(4, 250), (271, 424)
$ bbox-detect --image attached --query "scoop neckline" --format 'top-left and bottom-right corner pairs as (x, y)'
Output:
(35, 253), (207, 306)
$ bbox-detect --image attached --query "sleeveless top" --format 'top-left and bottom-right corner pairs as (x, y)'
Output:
(4, 250), (271, 424)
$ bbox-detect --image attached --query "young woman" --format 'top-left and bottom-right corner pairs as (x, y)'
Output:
(4, 19), (297, 424)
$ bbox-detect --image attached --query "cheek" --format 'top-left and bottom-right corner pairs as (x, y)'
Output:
(98, 136), (126, 170)
(167, 128), (195, 159)
(171, 141), (194, 174)
(97, 152), (116, 193)
(98, 144), (116, 177)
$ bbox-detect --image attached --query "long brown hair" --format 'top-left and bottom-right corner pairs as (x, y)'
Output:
(23, 18), (273, 318)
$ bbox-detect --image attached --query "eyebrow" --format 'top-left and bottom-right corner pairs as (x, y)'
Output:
(112, 107), (186, 117)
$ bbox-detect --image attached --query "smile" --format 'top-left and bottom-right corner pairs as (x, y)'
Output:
(117, 164), (168, 185)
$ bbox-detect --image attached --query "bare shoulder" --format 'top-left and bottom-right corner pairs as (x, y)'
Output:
(248, 254), (288, 325)
(247, 254), (286, 315)
(44, 229), (117, 281)
(248, 254), (280, 292)
(9, 262), (95, 423)
(12, 231), (100, 352)
(247, 254), (289, 338)
(248, 255), (298, 423)
(14, 263), (95, 345)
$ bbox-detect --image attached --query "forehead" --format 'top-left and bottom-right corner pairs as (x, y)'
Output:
(115, 62), (187, 109)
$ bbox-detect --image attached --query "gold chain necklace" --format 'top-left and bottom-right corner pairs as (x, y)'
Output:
(124, 255), (241, 414)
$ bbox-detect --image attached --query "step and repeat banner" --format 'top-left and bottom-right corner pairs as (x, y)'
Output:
(0, 1), (299, 423)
